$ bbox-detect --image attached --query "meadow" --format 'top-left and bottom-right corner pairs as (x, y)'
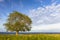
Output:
(0, 34), (60, 40)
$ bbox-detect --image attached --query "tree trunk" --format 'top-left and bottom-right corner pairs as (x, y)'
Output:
(16, 31), (19, 36)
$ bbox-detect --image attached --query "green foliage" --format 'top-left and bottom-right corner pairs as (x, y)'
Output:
(0, 34), (60, 40)
(4, 11), (32, 32)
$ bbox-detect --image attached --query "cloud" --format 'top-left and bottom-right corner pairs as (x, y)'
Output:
(28, 0), (60, 32)
(31, 23), (60, 32)
(29, 2), (60, 25)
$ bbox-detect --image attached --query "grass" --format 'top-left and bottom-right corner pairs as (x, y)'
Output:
(0, 34), (60, 40)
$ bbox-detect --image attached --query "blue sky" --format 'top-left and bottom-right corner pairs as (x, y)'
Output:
(0, 0), (60, 32)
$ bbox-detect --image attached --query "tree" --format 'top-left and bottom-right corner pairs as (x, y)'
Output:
(4, 11), (32, 36)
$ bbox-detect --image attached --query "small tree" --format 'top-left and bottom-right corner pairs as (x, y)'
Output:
(4, 11), (32, 36)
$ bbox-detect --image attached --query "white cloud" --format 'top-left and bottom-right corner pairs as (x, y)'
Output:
(31, 23), (60, 32)
(29, 2), (60, 25)
(29, 1), (60, 32)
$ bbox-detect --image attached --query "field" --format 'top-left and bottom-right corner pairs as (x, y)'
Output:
(0, 34), (60, 40)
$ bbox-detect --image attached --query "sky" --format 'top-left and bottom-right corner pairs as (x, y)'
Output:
(0, 0), (60, 32)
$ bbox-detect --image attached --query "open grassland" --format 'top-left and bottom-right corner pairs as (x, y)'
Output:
(0, 34), (60, 40)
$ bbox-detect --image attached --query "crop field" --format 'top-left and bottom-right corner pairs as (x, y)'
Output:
(0, 34), (60, 40)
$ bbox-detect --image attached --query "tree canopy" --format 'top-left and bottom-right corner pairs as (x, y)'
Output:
(4, 11), (32, 35)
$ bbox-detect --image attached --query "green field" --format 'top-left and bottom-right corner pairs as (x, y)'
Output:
(0, 34), (60, 40)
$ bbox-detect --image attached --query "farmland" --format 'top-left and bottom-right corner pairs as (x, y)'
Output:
(0, 34), (60, 40)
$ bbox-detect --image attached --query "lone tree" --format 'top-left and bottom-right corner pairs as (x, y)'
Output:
(4, 11), (32, 36)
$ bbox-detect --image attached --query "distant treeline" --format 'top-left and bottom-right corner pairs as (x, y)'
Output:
(0, 32), (60, 34)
